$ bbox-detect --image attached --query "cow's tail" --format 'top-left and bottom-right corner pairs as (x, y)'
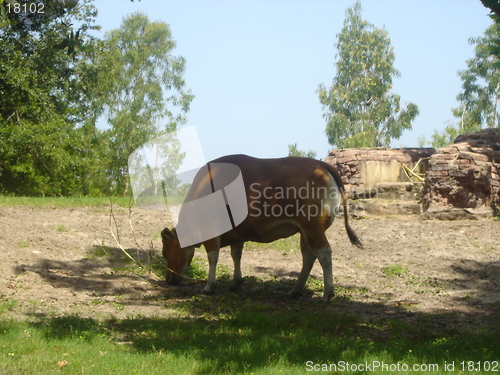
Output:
(341, 192), (363, 248)
(325, 163), (363, 249)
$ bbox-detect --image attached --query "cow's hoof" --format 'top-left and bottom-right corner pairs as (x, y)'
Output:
(322, 292), (334, 303)
(229, 279), (244, 292)
(202, 284), (217, 295)
(287, 290), (302, 299)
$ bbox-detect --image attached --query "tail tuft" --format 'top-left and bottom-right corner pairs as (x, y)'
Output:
(346, 222), (363, 249)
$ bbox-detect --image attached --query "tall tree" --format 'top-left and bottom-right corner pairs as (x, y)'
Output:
(0, 0), (101, 196)
(429, 23), (500, 148)
(287, 144), (317, 159)
(96, 12), (194, 194)
(453, 24), (500, 131)
(317, 2), (418, 148)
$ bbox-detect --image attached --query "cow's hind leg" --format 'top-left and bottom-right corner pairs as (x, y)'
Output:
(299, 232), (333, 302)
(288, 234), (317, 298)
(229, 242), (244, 291)
(203, 238), (221, 295)
(311, 234), (334, 302)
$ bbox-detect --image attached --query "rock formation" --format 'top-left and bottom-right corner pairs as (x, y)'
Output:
(422, 128), (500, 216)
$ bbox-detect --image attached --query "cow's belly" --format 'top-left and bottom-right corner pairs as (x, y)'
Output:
(220, 219), (300, 247)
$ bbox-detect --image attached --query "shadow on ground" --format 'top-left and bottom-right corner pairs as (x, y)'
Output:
(7, 244), (500, 373)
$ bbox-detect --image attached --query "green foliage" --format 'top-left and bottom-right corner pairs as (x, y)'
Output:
(287, 143), (317, 159)
(481, 0), (500, 24)
(318, 2), (419, 148)
(0, 0), (80, 36)
(430, 124), (460, 149)
(428, 22), (500, 149)
(0, 0), (101, 196)
(94, 12), (194, 194)
(452, 24), (500, 131)
(0, 3), (193, 197)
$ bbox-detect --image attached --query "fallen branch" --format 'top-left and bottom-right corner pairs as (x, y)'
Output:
(400, 161), (425, 182)
(108, 198), (162, 281)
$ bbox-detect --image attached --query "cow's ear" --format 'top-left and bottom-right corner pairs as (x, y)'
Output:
(161, 228), (174, 240)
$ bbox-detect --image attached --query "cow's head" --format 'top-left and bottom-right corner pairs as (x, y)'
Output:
(161, 228), (195, 285)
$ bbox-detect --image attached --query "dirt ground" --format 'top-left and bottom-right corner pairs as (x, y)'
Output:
(0, 205), (499, 326)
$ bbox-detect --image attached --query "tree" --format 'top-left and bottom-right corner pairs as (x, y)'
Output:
(0, 0), (102, 195)
(481, 0), (500, 21)
(287, 144), (317, 159)
(317, 2), (419, 149)
(428, 23), (500, 148)
(95, 12), (194, 194)
(453, 24), (500, 130)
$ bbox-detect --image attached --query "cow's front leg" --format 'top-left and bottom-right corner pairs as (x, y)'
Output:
(229, 243), (244, 291)
(203, 238), (221, 295)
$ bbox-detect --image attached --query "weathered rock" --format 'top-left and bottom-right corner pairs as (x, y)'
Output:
(350, 199), (422, 216)
(375, 182), (424, 201)
(422, 128), (500, 216)
(420, 208), (477, 221)
(327, 148), (434, 199)
(327, 129), (500, 218)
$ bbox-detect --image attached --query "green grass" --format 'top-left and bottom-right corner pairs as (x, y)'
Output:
(0, 195), (187, 210)
(0, 299), (499, 374)
(382, 264), (409, 278)
(0, 196), (135, 208)
(1, 253), (499, 374)
(246, 233), (300, 254)
(16, 240), (29, 248)
(3, 249), (497, 374)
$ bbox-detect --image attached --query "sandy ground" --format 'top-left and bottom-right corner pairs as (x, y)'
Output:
(0, 205), (499, 326)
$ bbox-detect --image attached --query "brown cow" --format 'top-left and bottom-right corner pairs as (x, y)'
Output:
(161, 154), (362, 302)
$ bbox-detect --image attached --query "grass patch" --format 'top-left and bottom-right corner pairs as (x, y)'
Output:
(0, 302), (499, 374)
(86, 244), (112, 259)
(185, 257), (208, 280)
(85, 244), (170, 281)
(382, 265), (408, 278)
(246, 233), (300, 254)
(0, 298), (17, 314)
(0, 195), (188, 210)
(0, 258), (499, 374)
(16, 240), (29, 248)
(0, 196), (134, 209)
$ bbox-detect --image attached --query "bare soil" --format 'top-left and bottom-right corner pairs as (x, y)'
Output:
(1, 205), (499, 326)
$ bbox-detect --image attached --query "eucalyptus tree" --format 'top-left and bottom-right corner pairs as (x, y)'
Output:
(453, 24), (500, 130)
(317, 2), (418, 148)
(428, 23), (500, 148)
(96, 12), (194, 194)
(288, 144), (317, 159)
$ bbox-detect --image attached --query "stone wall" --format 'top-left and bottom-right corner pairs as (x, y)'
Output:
(326, 148), (435, 198)
(422, 128), (500, 215)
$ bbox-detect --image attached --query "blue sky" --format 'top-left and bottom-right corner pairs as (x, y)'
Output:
(93, 0), (492, 161)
